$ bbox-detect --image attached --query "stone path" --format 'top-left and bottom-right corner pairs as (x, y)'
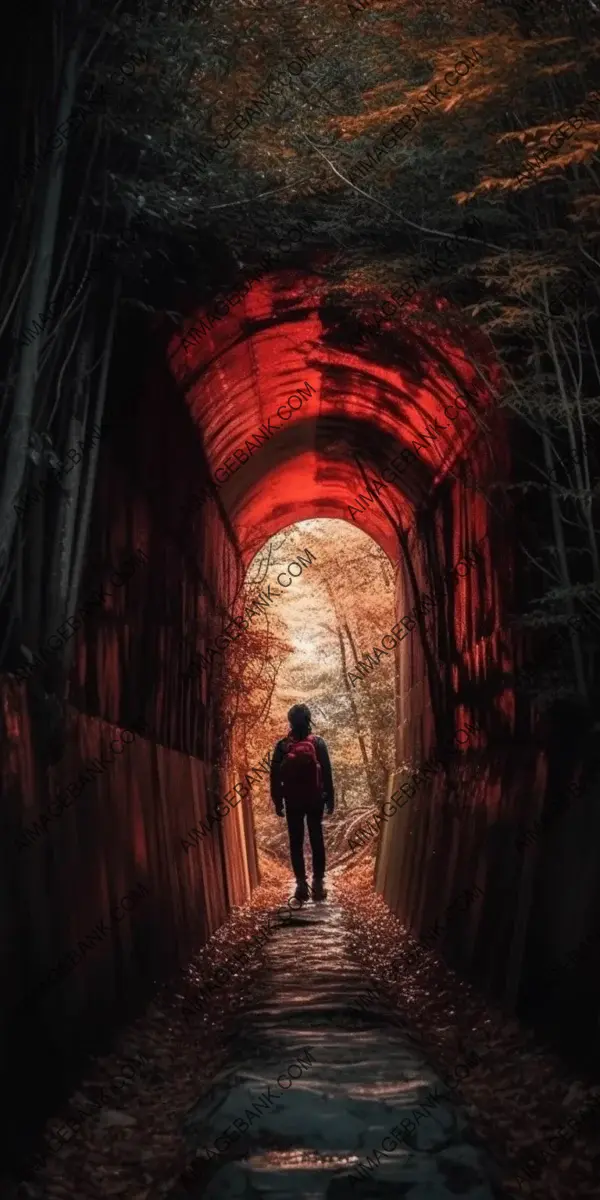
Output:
(173, 884), (504, 1198)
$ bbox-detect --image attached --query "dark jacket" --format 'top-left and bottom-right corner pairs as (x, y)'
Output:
(270, 733), (334, 811)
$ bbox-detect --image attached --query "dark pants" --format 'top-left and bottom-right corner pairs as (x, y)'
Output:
(285, 799), (325, 882)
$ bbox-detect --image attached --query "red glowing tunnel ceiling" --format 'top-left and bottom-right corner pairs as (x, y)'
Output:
(168, 268), (500, 563)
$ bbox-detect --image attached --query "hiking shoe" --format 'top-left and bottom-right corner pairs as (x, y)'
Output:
(295, 879), (310, 902)
(311, 877), (327, 900)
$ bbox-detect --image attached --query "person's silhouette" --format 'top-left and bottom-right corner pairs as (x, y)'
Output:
(270, 704), (334, 901)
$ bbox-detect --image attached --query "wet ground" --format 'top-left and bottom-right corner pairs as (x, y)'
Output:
(172, 884), (502, 1198)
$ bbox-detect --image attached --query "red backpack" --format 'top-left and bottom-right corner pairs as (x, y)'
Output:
(281, 734), (322, 804)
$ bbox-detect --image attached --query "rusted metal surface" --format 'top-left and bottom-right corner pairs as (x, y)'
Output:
(0, 356), (258, 1147)
(376, 463), (530, 1002)
(0, 683), (254, 1034)
(375, 466), (600, 1039)
(167, 272), (498, 570)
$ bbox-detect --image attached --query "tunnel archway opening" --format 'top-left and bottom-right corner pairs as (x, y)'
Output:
(170, 265), (507, 945)
(227, 517), (397, 878)
(168, 266), (502, 574)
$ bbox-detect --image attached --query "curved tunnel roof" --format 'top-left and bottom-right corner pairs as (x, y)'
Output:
(168, 269), (500, 563)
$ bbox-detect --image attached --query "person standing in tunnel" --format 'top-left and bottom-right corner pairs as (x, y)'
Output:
(270, 704), (334, 902)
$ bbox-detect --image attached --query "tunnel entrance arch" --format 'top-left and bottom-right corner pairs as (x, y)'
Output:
(167, 266), (503, 568)
(167, 261), (507, 783)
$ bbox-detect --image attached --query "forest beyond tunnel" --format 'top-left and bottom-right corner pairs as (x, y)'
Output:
(2, 0), (600, 1197)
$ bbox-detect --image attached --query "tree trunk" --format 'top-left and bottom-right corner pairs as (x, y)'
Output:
(63, 281), (121, 681)
(324, 579), (378, 807)
(0, 31), (81, 602)
(44, 333), (89, 697)
(540, 421), (587, 700)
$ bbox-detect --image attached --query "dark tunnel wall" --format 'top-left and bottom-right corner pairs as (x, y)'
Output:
(375, 439), (533, 1001)
(0, 317), (259, 1158)
(376, 446), (600, 1063)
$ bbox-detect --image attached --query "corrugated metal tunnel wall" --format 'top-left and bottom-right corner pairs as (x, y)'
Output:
(375, 434), (600, 1059)
(0, 317), (259, 1153)
(374, 438), (540, 1006)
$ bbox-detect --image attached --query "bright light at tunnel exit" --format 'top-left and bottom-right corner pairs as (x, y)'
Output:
(244, 517), (396, 705)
